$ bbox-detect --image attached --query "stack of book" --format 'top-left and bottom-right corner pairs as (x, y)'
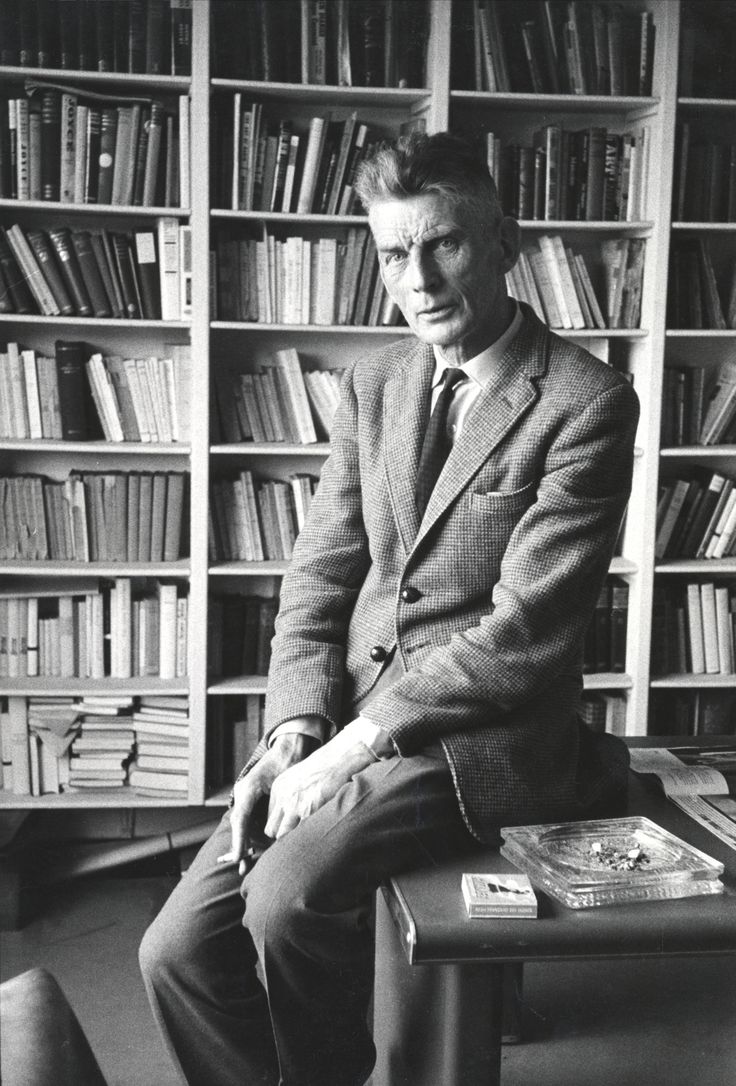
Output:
(217, 104), (375, 216)
(0, 217), (191, 320)
(209, 471), (318, 563)
(582, 580), (629, 675)
(68, 696), (136, 792)
(0, 341), (191, 443)
(129, 695), (189, 798)
(2, 695), (75, 795)
(579, 692), (627, 737)
(0, 90), (188, 207)
(488, 124), (648, 223)
(651, 582), (736, 678)
(667, 239), (736, 330)
(0, 578), (188, 679)
(673, 124), (736, 224)
(208, 594), (279, 678)
(451, 0), (655, 96)
(655, 470), (736, 561)
(213, 0), (428, 87)
(213, 227), (400, 327)
(661, 362), (736, 448)
(508, 235), (644, 331)
(0, 0), (192, 75)
(0, 470), (186, 562)
(213, 351), (342, 445)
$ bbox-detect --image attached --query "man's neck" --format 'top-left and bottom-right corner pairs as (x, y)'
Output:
(435, 296), (516, 367)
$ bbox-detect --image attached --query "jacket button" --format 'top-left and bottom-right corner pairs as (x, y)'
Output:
(370, 646), (387, 662)
(400, 586), (421, 603)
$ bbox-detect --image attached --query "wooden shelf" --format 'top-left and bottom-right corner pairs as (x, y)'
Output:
(0, 678), (189, 696)
(0, 314), (190, 329)
(582, 673), (633, 690)
(208, 561), (289, 576)
(0, 440), (190, 455)
(654, 559), (736, 574)
(211, 78), (430, 107)
(651, 675), (736, 688)
(0, 560), (191, 576)
(678, 97), (736, 110)
(666, 329), (736, 338)
(210, 321), (412, 334)
(207, 677), (268, 694)
(660, 446), (736, 458)
(0, 67), (190, 90)
(0, 199), (189, 217)
(210, 443), (330, 456)
(450, 91), (659, 113)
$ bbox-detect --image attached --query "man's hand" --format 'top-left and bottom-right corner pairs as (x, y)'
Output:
(264, 730), (377, 840)
(217, 732), (318, 876)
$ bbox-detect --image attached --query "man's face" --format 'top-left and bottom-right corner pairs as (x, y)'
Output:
(369, 191), (520, 365)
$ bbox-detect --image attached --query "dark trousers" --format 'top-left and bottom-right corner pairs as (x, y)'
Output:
(139, 746), (480, 1086)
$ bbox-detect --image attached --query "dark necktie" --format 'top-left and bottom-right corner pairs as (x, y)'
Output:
(415, 367), (466, 517)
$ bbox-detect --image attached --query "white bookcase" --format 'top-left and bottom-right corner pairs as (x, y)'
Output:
(1, 0), (733, 810)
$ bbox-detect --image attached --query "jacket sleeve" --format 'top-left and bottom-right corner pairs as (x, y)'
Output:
(260, 365), (373, 740)
(364, 379), (639, 754)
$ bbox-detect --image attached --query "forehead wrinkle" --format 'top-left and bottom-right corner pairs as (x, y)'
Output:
(371, 206), (464, 255)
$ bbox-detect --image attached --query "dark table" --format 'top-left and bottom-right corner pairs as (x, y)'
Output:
(372, 740), (736, 1086)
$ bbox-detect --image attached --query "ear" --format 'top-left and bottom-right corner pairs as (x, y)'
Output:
(497, 216), (521, 273)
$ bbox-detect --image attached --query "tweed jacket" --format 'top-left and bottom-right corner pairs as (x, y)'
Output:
(242, 303), (640, 842)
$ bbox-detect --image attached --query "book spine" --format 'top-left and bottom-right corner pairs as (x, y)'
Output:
(26, 230), (76, 315)
(6, 224), (60, 315)
(40, 90), (61, 201)
(47, 228), (93, 316)
(97, 107), (118, 204)
(157, 216), (180, 320)
(73, 104), (89, 203)
(55, 340), (91, 441)
(15, 98), (30, 201)
(69, 230), (112, 318)
(143, 101), (163, 205)
(111, 233), (140, 318)
(59, 92), (78, 203)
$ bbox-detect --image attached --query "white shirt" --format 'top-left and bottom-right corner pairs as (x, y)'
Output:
(270, 302), (524, 757)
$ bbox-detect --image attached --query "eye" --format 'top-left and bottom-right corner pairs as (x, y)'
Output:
(435, 237), (458, 254)
(382, 251), (405, 267)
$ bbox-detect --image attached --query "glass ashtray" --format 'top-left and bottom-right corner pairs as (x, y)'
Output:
(500, 816), (724, 909)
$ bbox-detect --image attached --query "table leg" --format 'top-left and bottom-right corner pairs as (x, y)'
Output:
(372, 892), (504, 1086)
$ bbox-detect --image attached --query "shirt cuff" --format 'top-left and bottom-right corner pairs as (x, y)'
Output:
(349, 716), (396, 760)
(268, 718), (327, 746)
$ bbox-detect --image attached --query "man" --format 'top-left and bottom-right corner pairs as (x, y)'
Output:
(140, 132), (639, 1086)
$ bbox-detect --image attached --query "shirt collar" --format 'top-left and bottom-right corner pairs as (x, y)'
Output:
(430, 301), (523, 390)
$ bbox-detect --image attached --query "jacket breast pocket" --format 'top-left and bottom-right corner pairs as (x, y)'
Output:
(467, 480), (537, 549)
(470, 480), (537, 517)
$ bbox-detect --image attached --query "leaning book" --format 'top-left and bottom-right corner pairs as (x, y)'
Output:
(461, 872), (538, 918)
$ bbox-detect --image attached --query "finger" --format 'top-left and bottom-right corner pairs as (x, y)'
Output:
(274, 809), (302, 839)
(230, 780), (261, 862)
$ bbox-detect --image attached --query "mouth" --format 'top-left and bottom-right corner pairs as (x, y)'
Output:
(416, 304), (455, 320)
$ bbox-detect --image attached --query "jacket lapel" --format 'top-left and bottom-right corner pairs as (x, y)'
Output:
(383, 341), (435, 553)
(415, 308), (550, 545)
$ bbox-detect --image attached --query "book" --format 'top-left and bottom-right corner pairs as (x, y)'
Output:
(47, 228), (93, 316)
(461, 871), (538, 918)
(630, 746), (736, 851)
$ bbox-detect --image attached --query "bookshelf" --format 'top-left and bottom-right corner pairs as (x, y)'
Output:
(1, 0), (733, 810)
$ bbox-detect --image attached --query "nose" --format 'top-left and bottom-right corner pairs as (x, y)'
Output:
(407, 248), (440, 292)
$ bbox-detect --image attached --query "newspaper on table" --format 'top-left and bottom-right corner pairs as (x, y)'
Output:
(629, 746), (736, 850)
